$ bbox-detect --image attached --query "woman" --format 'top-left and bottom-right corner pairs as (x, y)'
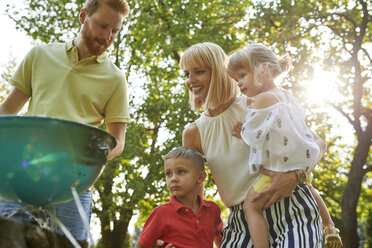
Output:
(180, 42), (323, 247)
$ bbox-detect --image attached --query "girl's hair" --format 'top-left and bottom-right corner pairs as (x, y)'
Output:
(226, 44), (292, 88)
(180, 42), (239, 111)
(163, 147), (205, 170)
(84, 0), (130, 17)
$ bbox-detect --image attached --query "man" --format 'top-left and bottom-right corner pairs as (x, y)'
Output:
(0, 0), (130, 241)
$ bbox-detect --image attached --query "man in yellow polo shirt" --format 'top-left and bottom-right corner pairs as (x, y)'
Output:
(0, 0), (130, 241)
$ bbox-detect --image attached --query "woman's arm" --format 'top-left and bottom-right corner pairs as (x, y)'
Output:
(182, 122), (203, 153)
(182, 122), (204, 197)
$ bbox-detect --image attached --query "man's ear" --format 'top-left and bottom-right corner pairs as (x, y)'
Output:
(79, 8), (88, 24)
(198, 171), (207, 183)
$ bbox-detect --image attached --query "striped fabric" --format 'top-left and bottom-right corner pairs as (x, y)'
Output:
(221, 184), (323, 247)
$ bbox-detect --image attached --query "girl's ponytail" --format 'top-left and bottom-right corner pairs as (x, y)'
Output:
(278, 53), (292, 75)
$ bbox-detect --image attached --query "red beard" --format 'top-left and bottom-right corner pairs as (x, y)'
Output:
(81, 25), (109, 56)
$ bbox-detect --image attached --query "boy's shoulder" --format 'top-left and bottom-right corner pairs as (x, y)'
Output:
(201, 199), (221, 211)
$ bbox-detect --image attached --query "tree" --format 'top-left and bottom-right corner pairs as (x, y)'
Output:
(4, 0), (371, 247)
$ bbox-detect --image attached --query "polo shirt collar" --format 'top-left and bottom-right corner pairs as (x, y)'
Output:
(66, 40), (108, 63)
(170, 194), (212, 212)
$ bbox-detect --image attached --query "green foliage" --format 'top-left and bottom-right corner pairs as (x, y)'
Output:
(3, 0), (371, 247)
(366, 207), (372, 247)
(1, 57), (18, 103)
(5, 0), (82, 43)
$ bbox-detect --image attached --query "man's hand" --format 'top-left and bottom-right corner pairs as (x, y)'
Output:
(154, 240), (174, 248)
(252, 169), (298, 209)
(106, 122), (127, 160)
(232, 122), (243, 138)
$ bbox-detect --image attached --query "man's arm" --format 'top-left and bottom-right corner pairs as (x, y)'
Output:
(0, 87), (29, 115)
(106, 122), (127, 160)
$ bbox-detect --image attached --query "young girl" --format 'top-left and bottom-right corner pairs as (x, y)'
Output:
(226, 44), (342, 248)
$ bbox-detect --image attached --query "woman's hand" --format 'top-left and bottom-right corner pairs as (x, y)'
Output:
(154, 240), (175, 248)
(252, 169), (298, 209)
(232, 122), (243, 138)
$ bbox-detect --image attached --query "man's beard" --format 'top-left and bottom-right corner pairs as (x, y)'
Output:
(81, 25), (109, 56)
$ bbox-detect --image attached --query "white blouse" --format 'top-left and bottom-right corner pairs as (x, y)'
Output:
(195, 96), (258, 207)
(241, 91), (320, 174)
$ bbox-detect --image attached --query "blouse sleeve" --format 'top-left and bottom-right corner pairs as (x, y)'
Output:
(240, 107), (277, 149)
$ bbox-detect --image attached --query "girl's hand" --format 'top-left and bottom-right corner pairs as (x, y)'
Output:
(232, 122), (243, 138)
(246, 97), (255, 106)
(252, 168), (298, 209)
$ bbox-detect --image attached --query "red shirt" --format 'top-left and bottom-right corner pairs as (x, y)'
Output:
(138, 195), (223, 248)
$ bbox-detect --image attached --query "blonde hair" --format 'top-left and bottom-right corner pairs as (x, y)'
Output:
(180, 42), (239, 111)
(226, 44), (292, 88)
(84, 0), (130, 17)
(163, 147), (205, 170)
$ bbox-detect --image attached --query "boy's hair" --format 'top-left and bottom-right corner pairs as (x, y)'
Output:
(163, 147), (205, 171)
(180, 42), (239, 111)
(84, 0), (130, 17)
(226, 44), (292, 88)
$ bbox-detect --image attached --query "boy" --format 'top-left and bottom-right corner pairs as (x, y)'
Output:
(135, 147), (223, 248)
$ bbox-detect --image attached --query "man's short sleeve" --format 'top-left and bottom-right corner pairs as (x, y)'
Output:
(104, 76), (130, 123)
(10, 46), (37, 96)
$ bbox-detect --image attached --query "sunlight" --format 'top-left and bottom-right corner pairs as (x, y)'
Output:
(303, 66), (338, 105)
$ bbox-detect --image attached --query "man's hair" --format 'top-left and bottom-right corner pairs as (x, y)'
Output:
(180, 42), (239, 111)
(163, 147), (205, 170)
(84, 0), (130, 17)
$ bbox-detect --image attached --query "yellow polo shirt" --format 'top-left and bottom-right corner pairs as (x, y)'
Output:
(11, 41), (130, 127)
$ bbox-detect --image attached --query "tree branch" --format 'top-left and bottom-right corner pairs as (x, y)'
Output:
(355, 0), (370, 51)
(361, 47), (372, 65)
(364, 164), (372, 173)
(324, 24), (351, 53)
(361, 107), (372, 123)
(320, 13), (358, 30)
(326, 101), (363, 135)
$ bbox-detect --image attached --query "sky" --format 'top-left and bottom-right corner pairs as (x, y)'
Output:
(0, 0), (33, 73)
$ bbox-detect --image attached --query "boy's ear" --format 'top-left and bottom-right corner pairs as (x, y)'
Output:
(198, 171), (207, 183)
